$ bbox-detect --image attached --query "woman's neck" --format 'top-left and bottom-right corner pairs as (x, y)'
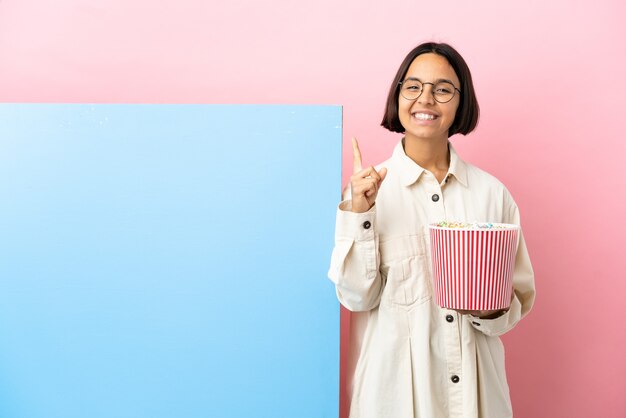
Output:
(403, 136), (450, 183)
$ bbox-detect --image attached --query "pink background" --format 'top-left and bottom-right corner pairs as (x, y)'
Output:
(2, 1), (625, 417)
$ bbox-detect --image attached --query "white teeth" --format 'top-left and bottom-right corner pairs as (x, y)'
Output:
(414, 113), (436, 120)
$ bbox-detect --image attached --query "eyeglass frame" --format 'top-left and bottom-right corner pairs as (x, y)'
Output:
(398, 78), (462, 103)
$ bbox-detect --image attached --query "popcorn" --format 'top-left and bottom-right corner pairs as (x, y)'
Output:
(433, 221), (512, 230)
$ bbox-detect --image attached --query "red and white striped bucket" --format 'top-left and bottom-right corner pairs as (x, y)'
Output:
(428, 222), (519, 311)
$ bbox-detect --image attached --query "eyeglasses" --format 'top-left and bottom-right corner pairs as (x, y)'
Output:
(399, 78), (461, 103)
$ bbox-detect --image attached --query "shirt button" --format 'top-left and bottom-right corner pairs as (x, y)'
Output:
(451, 375), (460, 383)
(431, 194), (440, 202)
(362, 221), (371, 229)
(445, 314), (454, 323)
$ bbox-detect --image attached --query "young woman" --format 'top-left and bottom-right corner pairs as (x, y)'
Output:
(328, 42), (535, 418)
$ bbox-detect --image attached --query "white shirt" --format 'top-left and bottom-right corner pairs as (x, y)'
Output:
(328, 141), (535, 418)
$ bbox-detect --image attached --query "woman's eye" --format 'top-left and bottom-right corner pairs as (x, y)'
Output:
(435, 83), (455, 94)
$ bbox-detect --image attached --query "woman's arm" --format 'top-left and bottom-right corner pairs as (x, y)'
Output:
(466, 195), (536, 336)
(328, 138), (388, 312)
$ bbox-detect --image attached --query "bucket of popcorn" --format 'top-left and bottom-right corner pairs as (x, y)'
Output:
(428, 221), (520, 311)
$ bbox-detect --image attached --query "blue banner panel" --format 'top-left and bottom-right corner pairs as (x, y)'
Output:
(0, 104), (341, 418)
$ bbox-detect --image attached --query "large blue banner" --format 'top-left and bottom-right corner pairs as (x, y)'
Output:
(0, 104), (341, 418)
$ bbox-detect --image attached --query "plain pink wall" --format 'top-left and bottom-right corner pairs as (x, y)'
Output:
(2, 1), (625, 417)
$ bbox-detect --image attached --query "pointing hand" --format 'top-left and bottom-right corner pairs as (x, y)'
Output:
(350, 137), (387, 213)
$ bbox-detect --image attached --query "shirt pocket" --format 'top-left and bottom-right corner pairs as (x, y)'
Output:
(379, 234), (432, 308)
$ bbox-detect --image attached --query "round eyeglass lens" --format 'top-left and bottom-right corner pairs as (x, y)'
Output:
(400, 80), (423, 101)
(432, 81), (456, 103)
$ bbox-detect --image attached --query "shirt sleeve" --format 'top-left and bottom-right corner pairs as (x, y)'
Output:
(467, 194), (536, 336)
(327, 200), (384, 312)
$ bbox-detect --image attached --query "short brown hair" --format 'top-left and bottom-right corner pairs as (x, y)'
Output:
(381, 42), (480, 137)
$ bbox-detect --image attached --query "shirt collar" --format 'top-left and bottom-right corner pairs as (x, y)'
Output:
(448, 144), (468, 187)
(392, 140), (426, 187)
(392, 139), (469, 187)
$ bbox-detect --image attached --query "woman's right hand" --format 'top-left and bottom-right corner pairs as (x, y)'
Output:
(350, 137), (387, 213)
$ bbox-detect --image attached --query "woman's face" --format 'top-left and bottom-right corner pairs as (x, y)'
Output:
(398, 53), (461, 143)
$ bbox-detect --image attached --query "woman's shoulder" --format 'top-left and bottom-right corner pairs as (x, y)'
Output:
(463, 160), (508, 187)
(463, 161), (517, 202)
(467, 162), (504, 184)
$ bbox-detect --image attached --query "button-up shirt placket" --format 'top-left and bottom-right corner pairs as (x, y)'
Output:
(425, 172), (464, 416)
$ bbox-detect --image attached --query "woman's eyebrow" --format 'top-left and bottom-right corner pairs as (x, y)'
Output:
(404, 76), (456, 84)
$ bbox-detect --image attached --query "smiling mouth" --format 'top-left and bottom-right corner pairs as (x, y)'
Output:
(413, 113), (438, 121)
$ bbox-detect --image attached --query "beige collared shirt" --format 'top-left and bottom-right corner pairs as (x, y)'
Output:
(328, 141), (535, 418)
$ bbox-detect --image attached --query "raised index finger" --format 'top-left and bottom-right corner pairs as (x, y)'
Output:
(351, 137), (362, 174)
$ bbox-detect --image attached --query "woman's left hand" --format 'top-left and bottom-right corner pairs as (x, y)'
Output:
(454, 291), (514, 319)
(454, 309), (507, 319)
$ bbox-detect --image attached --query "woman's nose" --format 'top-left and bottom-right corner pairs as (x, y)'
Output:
(417, 85), (436, 105)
